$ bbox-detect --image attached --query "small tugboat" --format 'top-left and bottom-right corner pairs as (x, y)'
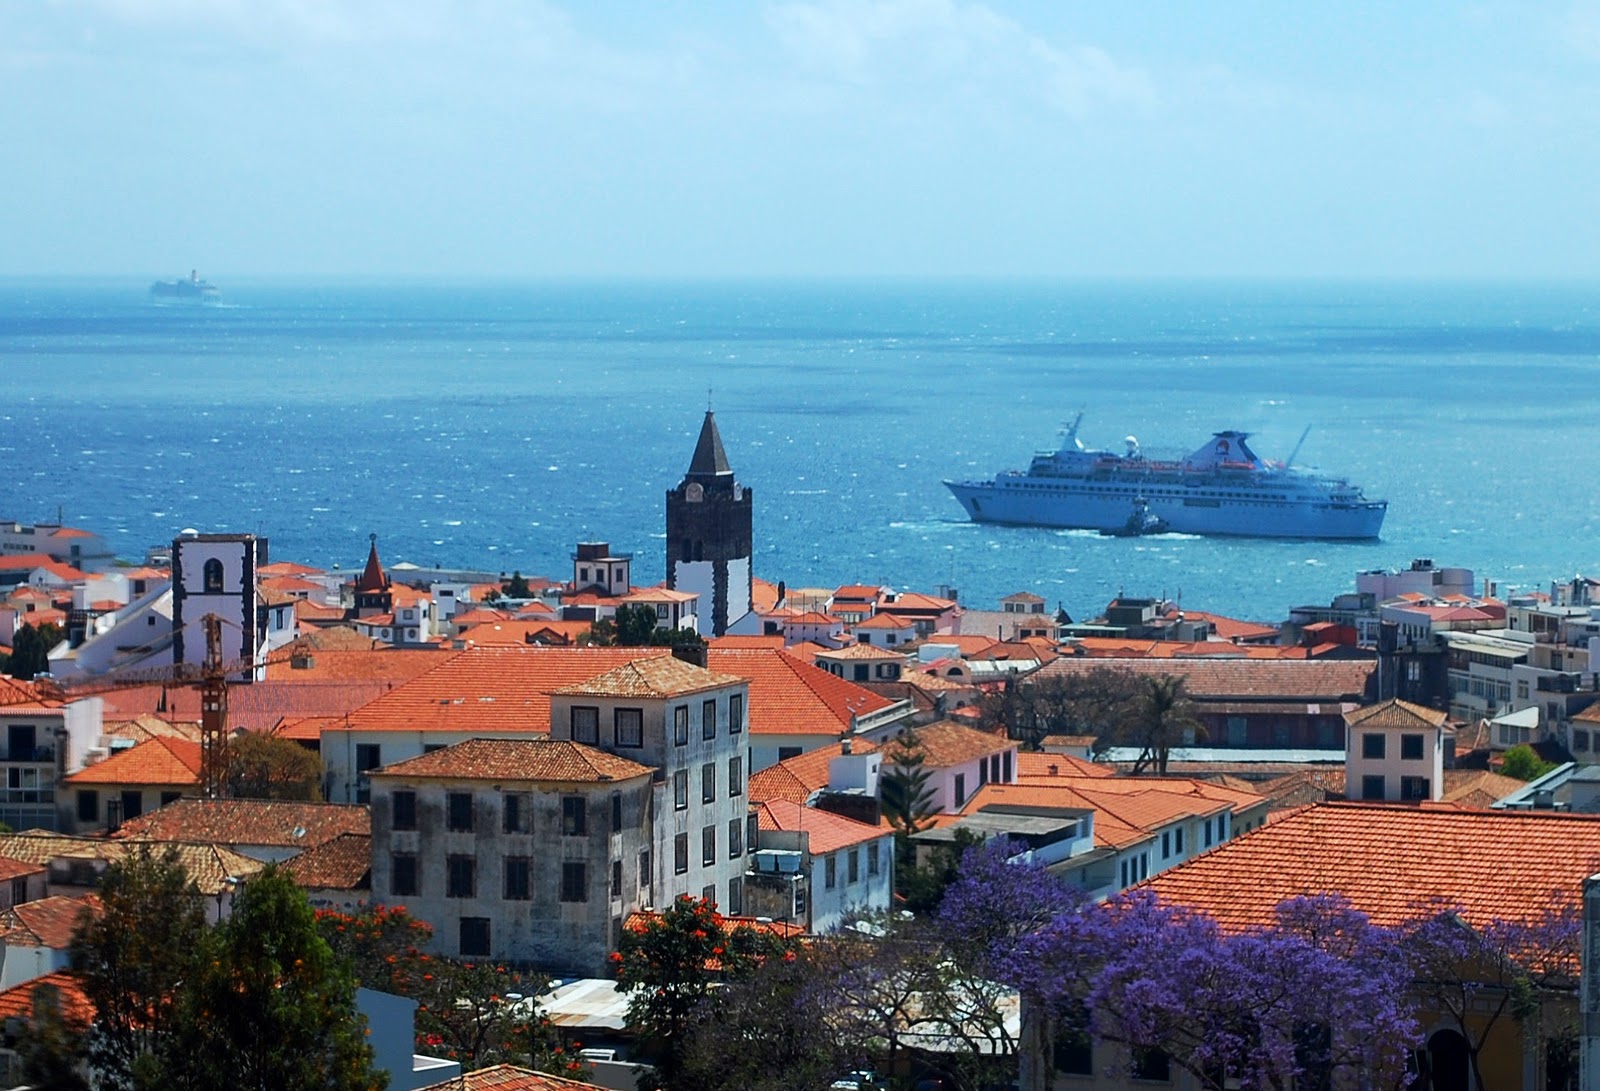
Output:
(150, 270), (220, 302)
(1099, 496), (1170, 537)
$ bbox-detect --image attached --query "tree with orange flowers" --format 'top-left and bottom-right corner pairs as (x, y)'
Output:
(615, 895), (800, 1089)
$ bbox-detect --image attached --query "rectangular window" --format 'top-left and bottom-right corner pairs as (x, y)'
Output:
(356, 743), (382, 772)
(954, 772), (966, 807)
(391, 853), (418, 897)
(729, 817), (743, 858)
(730, 694), (743, 734)
(1174, 827), (1184, 854)
(1401, 776), (1431, 801)
(728, 876), (743, 916)
(560, 862), (587, 903)
(639, 849), (652, 890)
(503, 793), (526, 834)
(825, 854), (837, 890)
(1361, 733), (1386, 760)
(674, 769), (689, 810)
(1130, 1047), (1171, 1082)
(446, 855), (475, 898)
(1052, 1009), (1094, 1077)
(1002, 750), (1012, 781)
(562, 796), (587, 836)
(777, 746), (802, 761)
(701, 762), (716, 804)
(702, 825), (716, 866)
(392, 790), (418, 831)
(611, 790), (623, 831)
(1400, 733), (1424, 760)
(1576, 729), (1592, 752)
(571, 706), (599, 745)
(504, 856), (531, 900)
(703, 699), (718, 740)
(76, 790), (98, 823)
(614, 707), (643, 749)
(674, 833), (689, 874)
(728, 756), (743, 797)
(848, 848), (859, 883)
(674, 705), (689, 746)
(1203, 819), (1212, 848)
(702, 884), (717, 905)
(611, 859), (623, 898)
(1362, 774), (1386, 801)
(447, 792), (474, 832)
(1161, 830), (1171, 859)
(868, 841), (881, 876)
(459, 917), (490, 958)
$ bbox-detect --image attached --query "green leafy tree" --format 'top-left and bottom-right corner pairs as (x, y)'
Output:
(615, 603), (661, 646)
(177, 866), (381, 1091)
(981, 666), (1142, 752)
(880, 729), (937, 837)
(70, 846), (209, 1090)
(616, 895), (801, 1090)
(18, 984), (92, 1091)
(898, 827), (985, 917)
(1500, 744), (1557, 782)
(5, 621), (63, 680)
(1121, 674), (1204, 775)
(228, 733), (323, 800)
(502, 572), (532, 598)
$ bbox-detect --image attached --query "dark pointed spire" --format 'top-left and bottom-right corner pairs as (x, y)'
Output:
(686, 410), (733, 477)
(355, 533), (389, 593)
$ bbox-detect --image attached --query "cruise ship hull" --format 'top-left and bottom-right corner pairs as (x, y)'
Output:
(944, 479), (1386, 539)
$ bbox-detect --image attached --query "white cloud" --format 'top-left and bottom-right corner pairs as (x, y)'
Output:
(766, 0), (1154, 117)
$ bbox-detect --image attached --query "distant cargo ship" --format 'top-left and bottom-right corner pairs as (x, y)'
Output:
(944, 415), (1387, 539)
(150, 270), (220, 301)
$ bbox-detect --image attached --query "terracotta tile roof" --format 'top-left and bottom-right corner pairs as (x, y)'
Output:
(452, 607), (515, 627)
(111, 799), (370, 848)
(0, 676), (49, 707)
(1033, 657), (1374, 699)
(555, 656), (744, 699)
(885, 721), (1012, 768)
(259, 561), (327, 578)
(1144, 802), (1600, 932)
(751, 577), (781, 614)
(708, 635), (787, 650)
(1165, 610), (1280, 642)
(816, 643), (906, 660)
(1017, 751), (1115, 778)
(706, 648), (896, 737)
(513, 601), (559, 619)
(417, 1066), (609, 1091)
(62, 736), (201, 787)
(0, 857), (44, 882)
(1344, 698), (1449, 730)
(748, 739), (883, 804)
(961, 783), (1154, 849)
(330, 646), (674, 734)
(919, 634), (1001, 657)
(879, 592), (955, 613)
(1001, 592), (1047, 605)
(833, 585), (883, 602)
(459, 620), (595, 646)
(95, 679), (399, 732)
(755, 798), (889, 855)
(0, 553), (57, 572)
(375, 738), (654, 784)
(281, 832), (371, 890)
(261, 575), (325, 594)
(355, 538), (390, 593)
(788, 611), (842, 626)
(1574, 703), (1600, 726)
(294, 599), (349, 623)
(0, 971), (93, 1029)
(853, 613), (916, 631)
(0, 894), (100, 949)
(264, 646), (454, 682)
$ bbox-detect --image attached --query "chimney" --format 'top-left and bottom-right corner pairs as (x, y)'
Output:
(1048, 763), (1059, 776)
(841, 737), (853, 756)
(671, 643), (708, 669)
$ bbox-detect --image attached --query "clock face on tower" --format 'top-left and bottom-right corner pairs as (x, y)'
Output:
(686, 483), (703, 503)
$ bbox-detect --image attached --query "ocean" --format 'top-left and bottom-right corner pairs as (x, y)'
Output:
(3, 277), (1598, 622)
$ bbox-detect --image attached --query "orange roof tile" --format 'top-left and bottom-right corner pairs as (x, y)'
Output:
(377, 738), (654, 783)
(97, 679), (398, 731)
(61, 736), (201, 787)
(459, 619), (595, 646)
(815, 643), (905, 661)
(755, 798), (889, 855)
(706, 647), (896, 737)
(294, 599), (348, 623)
(0, 857), (44, 882)
(261, 575), (325, 594)
(259, 561), (327, 578)
(1017, 751), (1115, 778)
(111, 799), (370, 848)
(833, 585), (883, 601)
(416, 1066), (609, 1091)
(355, 537), (390, 593)
(0, 895), (100, 949)
(886, 720), (1012, 768)
(750, 577), (781, 614)
(853, 613), (916, 631)
(1165, 609), (1280, 642)
(331, 646), (674, 735)
(0, 553), (58, 572)
(748, 738), (883, 804)
(1144, 802), (1600, 931)
(554, 656), (744, 699)
(708, 635), (786, 650)
(0, 971), (93, 1029)
(282, 832), (371, 890)
(1344, 698), (1449, 730)
(264, 646), (454, 682)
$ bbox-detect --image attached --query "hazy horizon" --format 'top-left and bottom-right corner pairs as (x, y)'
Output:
(7, 2), (1600, 280)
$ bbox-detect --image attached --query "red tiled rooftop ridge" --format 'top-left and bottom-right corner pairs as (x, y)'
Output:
(376, 737), (655, 783)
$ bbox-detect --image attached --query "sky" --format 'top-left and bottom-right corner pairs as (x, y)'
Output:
(4, 0), (1600, 278)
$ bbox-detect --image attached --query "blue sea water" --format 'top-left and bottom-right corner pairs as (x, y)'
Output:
(3, 277), (1598, 622)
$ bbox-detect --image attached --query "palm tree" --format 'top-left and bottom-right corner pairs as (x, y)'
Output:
(1128, 675), (1203, 775)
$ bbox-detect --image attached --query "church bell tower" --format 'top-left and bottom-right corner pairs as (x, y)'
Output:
(666, 411), (753, 636)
